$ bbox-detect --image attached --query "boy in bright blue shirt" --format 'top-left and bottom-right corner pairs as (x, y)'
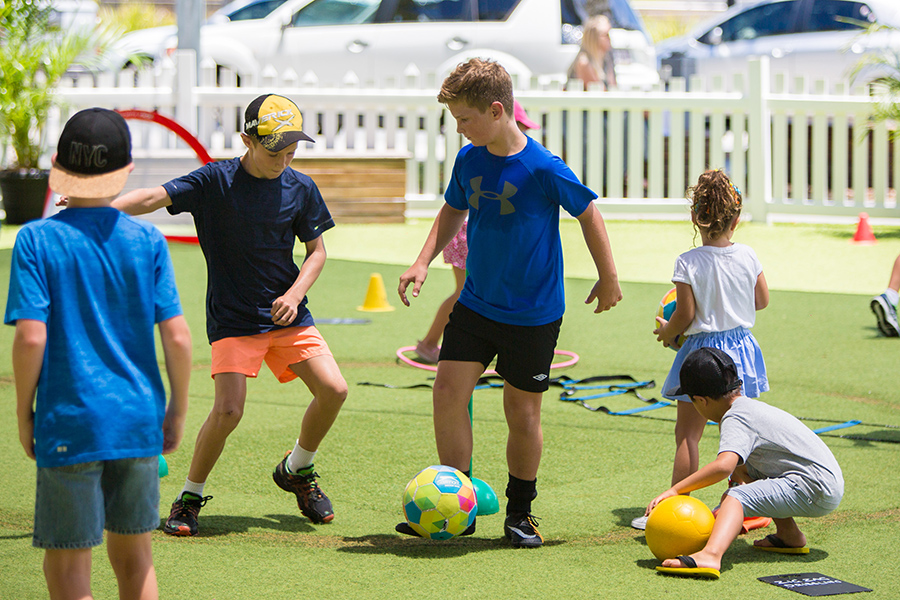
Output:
(398, 58), (622, 546)
(6, 107), (192, 599)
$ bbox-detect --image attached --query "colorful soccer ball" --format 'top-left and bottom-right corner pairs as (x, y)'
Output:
(656, 287), (686, 350)
(645, 495), (715, 560)
(402, 465), (478, 540)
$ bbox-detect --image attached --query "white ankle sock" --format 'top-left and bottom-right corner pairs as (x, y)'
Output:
(287, 442), (316, 474)
(180, 479), (205, 499)
(884, 288), (899, 306)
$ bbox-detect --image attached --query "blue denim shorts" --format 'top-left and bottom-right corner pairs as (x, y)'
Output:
(33, 457), (160, 549)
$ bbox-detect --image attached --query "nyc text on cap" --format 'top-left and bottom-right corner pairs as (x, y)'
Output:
(49, 107), (132, 199)
(244, 94), (314, 151)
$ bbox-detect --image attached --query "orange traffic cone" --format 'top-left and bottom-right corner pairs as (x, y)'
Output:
(851, 212), (877, 245)
(357, 273), (395, 312)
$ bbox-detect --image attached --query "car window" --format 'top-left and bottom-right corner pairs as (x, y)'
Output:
(391, 0), (474, 22)
(477, 0), (519, 21)
(291, 0), (380, 26)
(698, 0), (798, 44)
(226, 0), (289, 21)
(806, 0), (875, 32)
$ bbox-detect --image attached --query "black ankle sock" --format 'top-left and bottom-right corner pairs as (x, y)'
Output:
(505, 474), (537, 515)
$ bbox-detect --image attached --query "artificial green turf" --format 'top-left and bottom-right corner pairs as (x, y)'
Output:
(1, 222), (899, 598)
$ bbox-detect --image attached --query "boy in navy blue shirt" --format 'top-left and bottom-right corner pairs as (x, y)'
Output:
(113, 94), (348, 536)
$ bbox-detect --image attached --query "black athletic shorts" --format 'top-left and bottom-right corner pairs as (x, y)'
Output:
(439, 302), (561, 393)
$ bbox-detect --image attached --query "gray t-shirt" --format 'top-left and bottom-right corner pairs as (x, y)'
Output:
(719, 396), (844, 502)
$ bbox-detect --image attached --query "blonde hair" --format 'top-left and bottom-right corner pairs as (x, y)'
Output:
(687, 169), (743, 241)
(438, 58), (514, 117)
(581, 15), (612, 60)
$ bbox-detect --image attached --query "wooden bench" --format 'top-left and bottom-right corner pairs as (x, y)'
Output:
(292, 154), (409, 224)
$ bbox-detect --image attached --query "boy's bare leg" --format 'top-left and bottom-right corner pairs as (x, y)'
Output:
(503, 385), (543, 481)
(660, 494), (744, 571)
(187, 372), (248, 483)
(106, 531), (158, 600)
(889, 253), (900, 291)
(432, 360), (487, 472)
(289, 354), (349, 451)
(672, 401), (707, 486)
(754, 517), (807, 548)
(44, 548), (92, 600)
(420, 267), (466, 353)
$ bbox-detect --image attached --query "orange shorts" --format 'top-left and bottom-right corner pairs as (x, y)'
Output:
(210, 327), (332, 383)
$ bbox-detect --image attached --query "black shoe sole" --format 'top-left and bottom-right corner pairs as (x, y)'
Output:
(162, 524), (196, 536)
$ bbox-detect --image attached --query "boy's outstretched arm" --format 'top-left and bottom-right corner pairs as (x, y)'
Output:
(272, 235), (328, 326)
(158, 315), (192, 454)
(398, 205), (467, 306)
(111, 186), (172, 215)
(577, 203), (622, 313)
(646, 451), (740, 515)
(12, 319), (46, 460)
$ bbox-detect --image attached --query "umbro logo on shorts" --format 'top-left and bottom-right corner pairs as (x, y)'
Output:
(532, 373), (548, 381)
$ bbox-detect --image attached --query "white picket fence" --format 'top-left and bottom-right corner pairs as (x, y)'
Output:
(49, 52), (899, 223)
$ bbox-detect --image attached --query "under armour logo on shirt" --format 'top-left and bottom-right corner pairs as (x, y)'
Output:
(468, 176), (517, 214)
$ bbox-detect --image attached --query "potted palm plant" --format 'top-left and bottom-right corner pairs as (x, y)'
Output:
(0, 0), (117, 224)
(852, 22), (900, 138)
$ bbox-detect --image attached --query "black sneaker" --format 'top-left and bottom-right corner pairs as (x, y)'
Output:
(273, 455), (334, 524)
(504, 513), (543, 548)
(394, 519), (476, 537)
(163, 492), (212, 537)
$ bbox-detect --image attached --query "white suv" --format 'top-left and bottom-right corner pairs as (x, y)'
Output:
(155, 0), (658, 87)
(656, 0), (900, 85)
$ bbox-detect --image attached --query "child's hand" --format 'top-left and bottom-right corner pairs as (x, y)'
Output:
(654, 316), (684, 350)
(398, 263), (428, 307)
(654, 316), (671, 346)
(646, 489), (678, 517)
(271, 295), (299, 325)
(18, 417), (35, 461)
(161, 404), (186, 454)
(584, 277), (622, 314)
(56, 196), (69, 207)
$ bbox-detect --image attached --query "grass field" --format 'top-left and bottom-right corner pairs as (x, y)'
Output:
(1, 219), (899, 598)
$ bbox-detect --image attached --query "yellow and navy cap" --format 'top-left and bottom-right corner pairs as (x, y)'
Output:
(243, 94), (314, 150)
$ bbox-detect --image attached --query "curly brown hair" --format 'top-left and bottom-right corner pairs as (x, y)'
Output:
(687, 169), (742, 241)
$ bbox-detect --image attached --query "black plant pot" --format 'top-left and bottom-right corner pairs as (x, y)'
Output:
(0, 169), (50, 225)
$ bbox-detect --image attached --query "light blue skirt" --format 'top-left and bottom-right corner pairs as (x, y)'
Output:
(663, 327), (768, 402)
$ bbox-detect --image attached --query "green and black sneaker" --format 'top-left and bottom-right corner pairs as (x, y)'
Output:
(273, 455), (334, 524)
(163, 492), (212, 537)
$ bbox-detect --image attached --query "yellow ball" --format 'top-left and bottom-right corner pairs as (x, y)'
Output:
(645, 496), (715, 560)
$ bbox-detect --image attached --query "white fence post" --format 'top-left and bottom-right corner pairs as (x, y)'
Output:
(746, 57), (771, 222)
(173, 50), (198, 148)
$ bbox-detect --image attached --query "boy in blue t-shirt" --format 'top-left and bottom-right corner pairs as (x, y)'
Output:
(112, 94), (348, 536)
(6, 108), (193, 599)
(397, 58), (622, 547)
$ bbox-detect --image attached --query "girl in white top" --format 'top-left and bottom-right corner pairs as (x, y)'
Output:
(654, 169), (769, 503)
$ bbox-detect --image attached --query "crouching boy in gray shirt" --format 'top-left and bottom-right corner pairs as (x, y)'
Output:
(646, 347), (843, 579)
